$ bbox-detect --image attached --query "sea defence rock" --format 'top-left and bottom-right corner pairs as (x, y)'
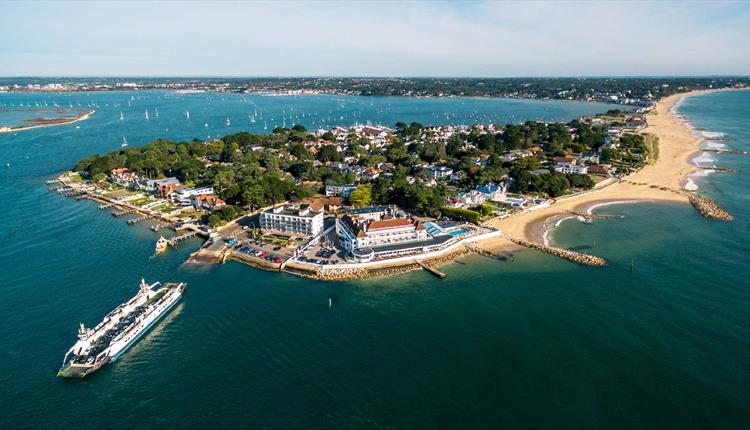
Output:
(508, 238), (607, 267)
(688, 194), (734, 221)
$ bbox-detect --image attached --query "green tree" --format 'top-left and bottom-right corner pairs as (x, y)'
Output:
(316, 145), (341, 162)
(349, 185), (372, 208)
(242, 185), (266, 210)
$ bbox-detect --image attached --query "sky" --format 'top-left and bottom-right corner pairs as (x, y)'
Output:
(1, 0), (749, 77)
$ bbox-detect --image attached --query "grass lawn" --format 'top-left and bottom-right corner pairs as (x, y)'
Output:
(103, 189), (131, 199)
(129, 197), (152, 207)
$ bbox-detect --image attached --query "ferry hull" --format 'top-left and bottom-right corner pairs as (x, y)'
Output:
(57, 359), (107, 378)
(57, 281), (185, 379)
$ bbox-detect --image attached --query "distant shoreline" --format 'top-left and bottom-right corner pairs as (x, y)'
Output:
(0, 109), (94, 134)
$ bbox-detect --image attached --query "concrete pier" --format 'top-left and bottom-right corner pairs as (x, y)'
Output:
(415, 260), (446, 279)
(168, 231), (198, 248)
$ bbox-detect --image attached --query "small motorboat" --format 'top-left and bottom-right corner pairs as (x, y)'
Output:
(155, 236), (168, 253)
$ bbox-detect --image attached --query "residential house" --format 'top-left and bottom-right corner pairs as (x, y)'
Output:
(110, 168), (138, 187)
(141, 177), (180, 192)
(476, 183), (507, 201)
(587, 164), (613, 176)
(195, 194), (226, 211)
(426, 165), (453, 180)
(173, 186), (214, 206)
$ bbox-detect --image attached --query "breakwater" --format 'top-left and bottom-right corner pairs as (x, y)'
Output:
(688, 193), (734, 221)
(701, 148), (746, 155)
(507, 238), (607, 267)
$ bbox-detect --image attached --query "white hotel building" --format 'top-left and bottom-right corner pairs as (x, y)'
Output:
(334, 208), (456, 262)
(260, 204), (324, 237)
(336, 216), (429, 252)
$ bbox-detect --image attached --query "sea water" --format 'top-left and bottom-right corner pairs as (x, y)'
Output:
(0, 89), (748, 429)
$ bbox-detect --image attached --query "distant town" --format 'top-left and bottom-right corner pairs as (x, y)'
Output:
(2, 77), (748, 106)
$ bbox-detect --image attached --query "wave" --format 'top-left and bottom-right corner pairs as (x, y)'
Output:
(685, 169), (716, 191)
(691, 152), (716, 167)
(542, 215), (579, 246)
(701, 130), (726, 139)
(585, 200), (640, 215)
(701, 140), (727, 150)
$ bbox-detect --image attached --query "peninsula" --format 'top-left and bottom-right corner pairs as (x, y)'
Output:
(0, 109), (94, 134)
(55, 86), (739, 280)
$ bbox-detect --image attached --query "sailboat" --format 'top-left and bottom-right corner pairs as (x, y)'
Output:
(185, 111), (190, 120)
(226, 117), (231, 126)
(144, 109), (149, 120)
(120, 112), (124, 121)
(121, 136), (128, 147)
(155, 107), (159, 119)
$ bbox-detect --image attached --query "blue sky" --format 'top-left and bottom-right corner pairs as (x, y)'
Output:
(1, 0), (749, 77)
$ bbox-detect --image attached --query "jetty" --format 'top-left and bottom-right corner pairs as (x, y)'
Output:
(508, 238), (607, 267)
(168, 231), (198, 248)
(688, 193), (734, 221)
(127, 216), (147, 225)
(112, 208), (135, 217)
(415, 260), (446, 279)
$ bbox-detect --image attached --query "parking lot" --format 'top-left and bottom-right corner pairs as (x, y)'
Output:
(292, 229), (349, 265)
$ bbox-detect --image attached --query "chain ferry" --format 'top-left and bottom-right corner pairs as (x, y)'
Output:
(57, 279), (186, 378)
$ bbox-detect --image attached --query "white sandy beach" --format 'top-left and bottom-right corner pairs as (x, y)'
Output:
(475, 90), (715, 252)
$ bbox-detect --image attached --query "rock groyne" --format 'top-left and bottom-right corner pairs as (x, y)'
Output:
(688, 194), (734, 221)
(508, 238), (607, 267)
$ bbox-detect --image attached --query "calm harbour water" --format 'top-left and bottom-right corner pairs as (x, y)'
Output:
(0, 90), (748, 429)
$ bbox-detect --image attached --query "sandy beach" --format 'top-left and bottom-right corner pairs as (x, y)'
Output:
(476, 90), (712, 252)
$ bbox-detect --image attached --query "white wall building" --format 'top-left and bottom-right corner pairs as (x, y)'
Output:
(427, 166), (454, 180)
(173, 186), (214, 205)
(325, 184), (358, 197)
(260, 205), (324, 237)
(336, 215), (429, 252)
(555, 164), (589, 174)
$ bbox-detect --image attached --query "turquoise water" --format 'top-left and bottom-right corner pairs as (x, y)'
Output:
(1, 90), (748, 429)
